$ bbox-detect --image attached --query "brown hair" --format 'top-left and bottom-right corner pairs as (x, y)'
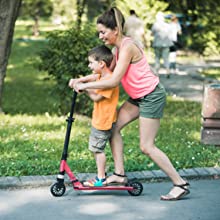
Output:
(97, 7), (125, 38)
(88, 45), (113, 67)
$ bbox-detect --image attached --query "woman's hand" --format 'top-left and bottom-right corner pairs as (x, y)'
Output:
(73, 82), (86, 93)
(68, 78), (79, 89)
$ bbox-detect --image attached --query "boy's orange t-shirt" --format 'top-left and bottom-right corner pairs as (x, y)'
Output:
(91, 77), (119, 131)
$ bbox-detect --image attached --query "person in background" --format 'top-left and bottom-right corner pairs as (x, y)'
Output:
(69, 7), (190, 201)
(169, 15), (182, 74)
(69, 45), (119, 187)
(124, 9), (146, 49)
(151, 12), (173, 78)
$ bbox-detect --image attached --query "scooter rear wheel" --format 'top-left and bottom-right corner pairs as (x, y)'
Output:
(127, 181), (143, 196)
(50, 182), (66, 197)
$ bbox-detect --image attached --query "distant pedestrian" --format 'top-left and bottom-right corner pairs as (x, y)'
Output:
(169, 15), (182, 74)
(124, 9), (146, 49)
(151, 12), (173, 78)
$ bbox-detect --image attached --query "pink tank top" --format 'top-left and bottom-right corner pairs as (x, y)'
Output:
(116, 37), (159, 99)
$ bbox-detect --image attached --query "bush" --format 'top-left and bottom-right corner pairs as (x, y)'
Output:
(190, 29), (220, 56)
(39, 24), (101, 115)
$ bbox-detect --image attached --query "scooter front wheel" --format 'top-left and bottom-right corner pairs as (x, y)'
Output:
(50, 182), (66, 197)
(127, 181), (143, 196)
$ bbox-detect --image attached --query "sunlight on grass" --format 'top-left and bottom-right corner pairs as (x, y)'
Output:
(14, 19), (68, 40)
(191, 131), (201, 140)
(1, 97), (220, 176)
(200, 68), (220, 80)
(17, 41), (29, 47)
(7, 64), (14, 69)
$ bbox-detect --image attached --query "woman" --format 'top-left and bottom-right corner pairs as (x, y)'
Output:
(69, 7), (190, 201)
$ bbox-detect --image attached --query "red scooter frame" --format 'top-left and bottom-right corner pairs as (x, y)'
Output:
(50, 91), (143, 197)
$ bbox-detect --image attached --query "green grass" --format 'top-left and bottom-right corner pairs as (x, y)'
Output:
(14, 19), (68, 40)
(200, 68), (220, 81)
(0, 20), (220, 177)
(3, 40), (58, 115)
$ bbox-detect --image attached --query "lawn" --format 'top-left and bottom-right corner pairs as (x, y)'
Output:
(0, 20), (220, 177)
(200, 68), (220, 81)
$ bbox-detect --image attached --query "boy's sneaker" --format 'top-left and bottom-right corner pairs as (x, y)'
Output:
(83, 176), (106, 187)
(93, 177), (106, 187)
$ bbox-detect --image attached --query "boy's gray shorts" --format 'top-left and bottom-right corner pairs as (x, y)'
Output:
(89, 124), (115, 153)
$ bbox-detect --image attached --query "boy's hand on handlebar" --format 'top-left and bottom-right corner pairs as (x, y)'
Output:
(68, 78), (78, 88)
(69, 78), (86, 92)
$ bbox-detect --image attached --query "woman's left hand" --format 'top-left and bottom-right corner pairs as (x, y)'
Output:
(74, 82), (85, 93)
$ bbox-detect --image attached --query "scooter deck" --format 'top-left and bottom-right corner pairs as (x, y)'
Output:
(73, 185), (134, 191)
(71, 180), (133, 191)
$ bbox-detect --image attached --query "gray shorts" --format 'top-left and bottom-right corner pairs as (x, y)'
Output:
(128, 83), (166, 118)
(89, 124), (115, 153)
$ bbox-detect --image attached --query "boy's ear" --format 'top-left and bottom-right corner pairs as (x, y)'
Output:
(99, 60), (106, 68)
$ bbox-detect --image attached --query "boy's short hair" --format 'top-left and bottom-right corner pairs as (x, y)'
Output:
(88, 45), (113, 67)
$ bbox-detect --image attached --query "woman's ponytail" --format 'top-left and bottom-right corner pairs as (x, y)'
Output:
(111, 7), (125, 38)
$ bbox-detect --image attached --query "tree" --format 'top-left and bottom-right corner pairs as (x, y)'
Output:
(51, 0), (114, 29)
(164, 0), (220, 55)
(51, 0), (78, 26)
(0, 0), (22, 113)
(115, 0), (168, 53)
(20, 0), (53, 36)
(76, 0), (86, 29)
(76, 0), (114, 29)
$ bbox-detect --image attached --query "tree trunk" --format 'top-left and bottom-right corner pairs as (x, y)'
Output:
(0, 0), (22, 113)
(76, 0), (86, 30)
(33, 15), (40, 36)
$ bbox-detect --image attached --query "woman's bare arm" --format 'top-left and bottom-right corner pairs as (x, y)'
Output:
(69, 74), (99, 88)
(74, 43), (134, 92)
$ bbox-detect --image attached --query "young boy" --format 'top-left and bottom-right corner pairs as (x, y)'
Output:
(69, 45), (119, 186)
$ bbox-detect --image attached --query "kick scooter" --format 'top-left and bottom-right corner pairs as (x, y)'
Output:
(50, 91), (143, 197)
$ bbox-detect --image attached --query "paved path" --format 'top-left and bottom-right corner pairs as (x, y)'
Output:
(159, 61), (220, 102)
(0, 179), (220, 220)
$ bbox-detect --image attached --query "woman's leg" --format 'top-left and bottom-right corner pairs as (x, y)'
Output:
(106, 101), (139, 183)
(139, 117), (189, 199)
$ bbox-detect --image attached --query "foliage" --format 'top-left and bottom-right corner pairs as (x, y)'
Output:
(115, 0), (168, 47)
(39, 24), (101, 115)
(51, 0), (78, 25)
(116, 0), (168, 21)
(50, 0), (114, 27)
(199, 68), (220, 81)
(164, 0), (220, 56)
(20, 0), (53, 19)
(19, 0), (53, 36)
